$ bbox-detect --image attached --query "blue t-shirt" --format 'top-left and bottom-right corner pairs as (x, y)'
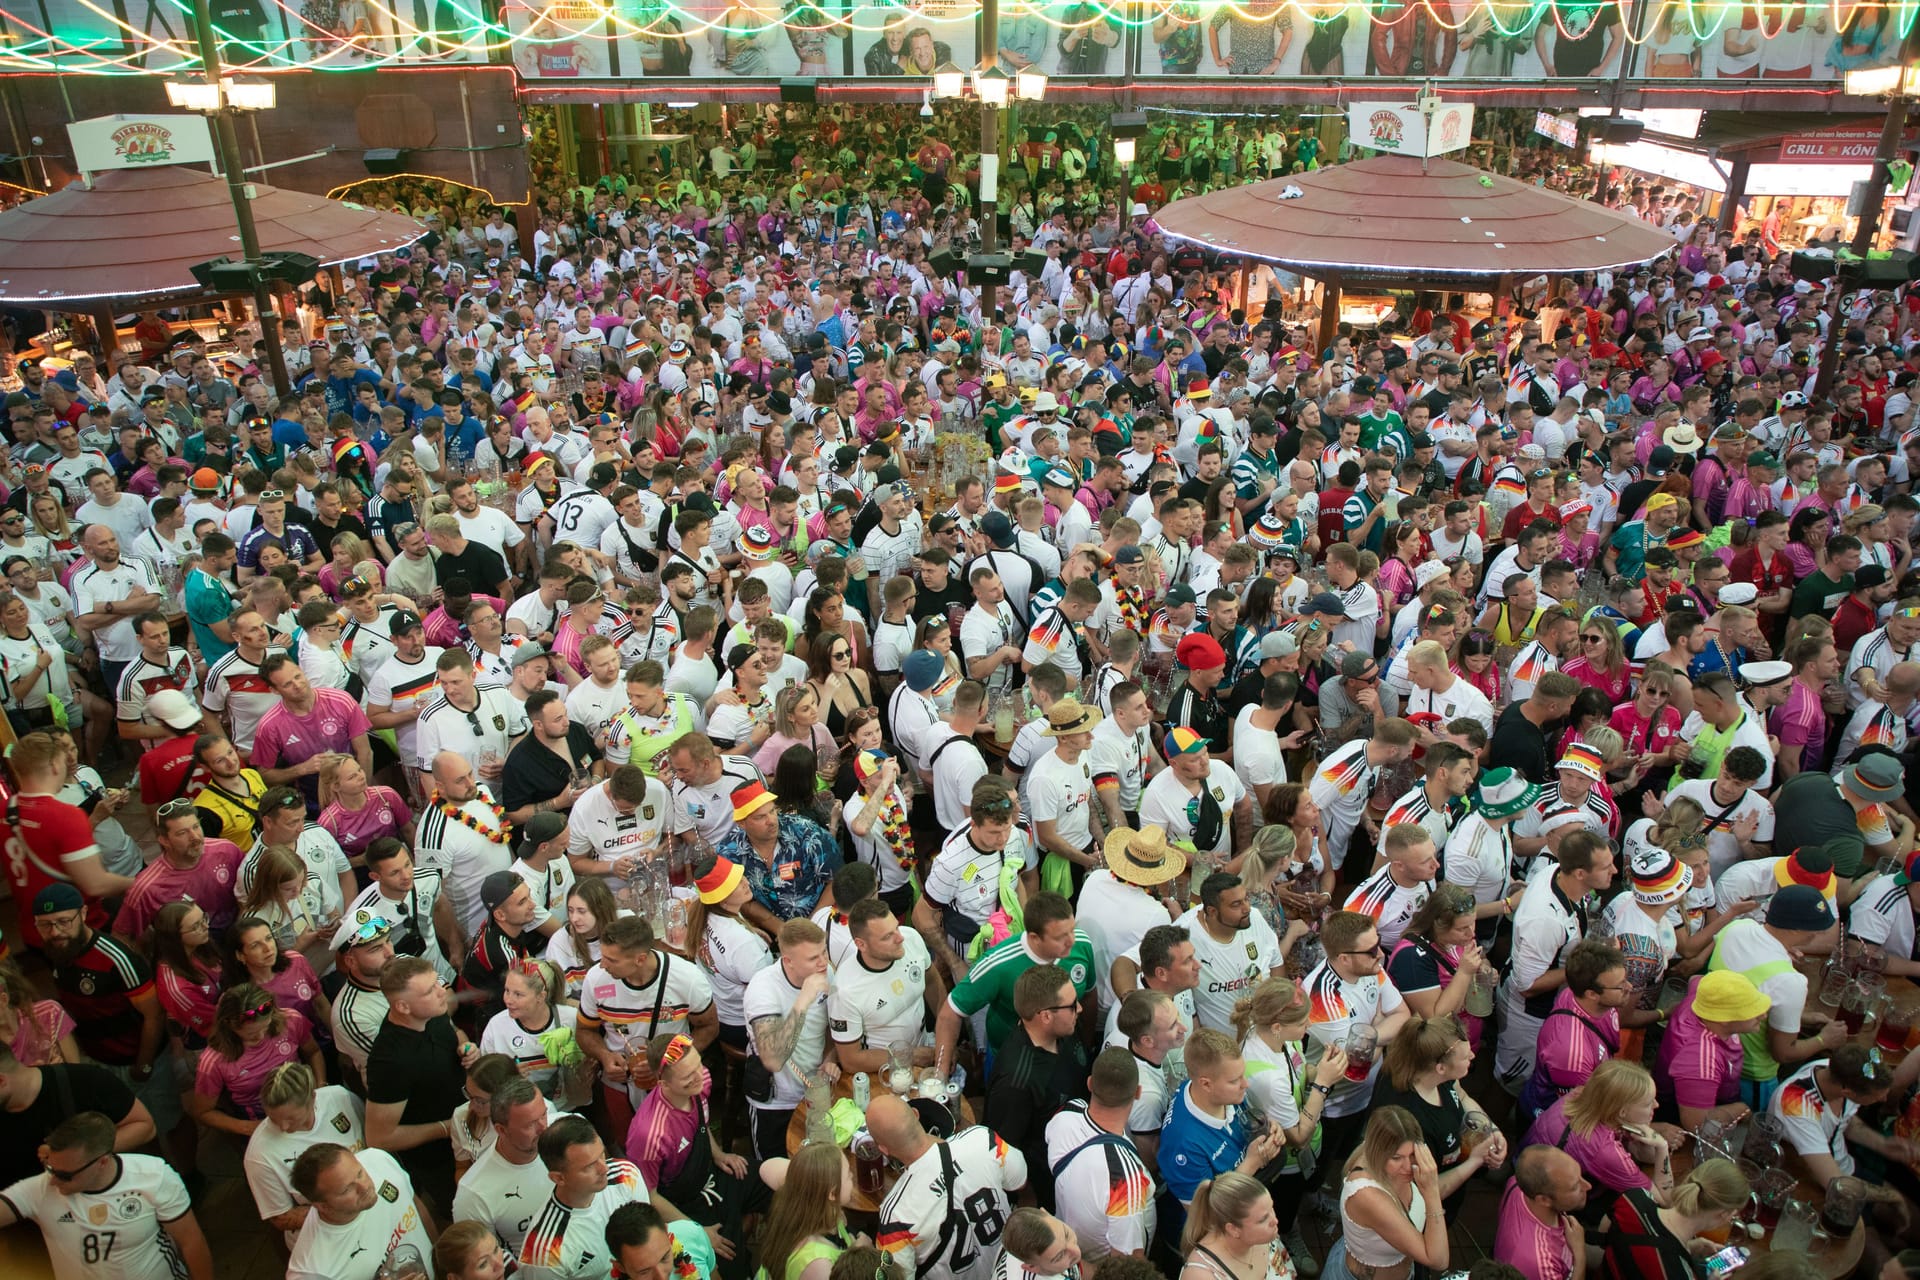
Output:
(1158, 1080), (1250, 1207)
(185, 567), (236, 664)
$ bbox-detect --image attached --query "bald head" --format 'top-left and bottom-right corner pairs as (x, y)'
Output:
(1888, 661), (1920, 698)
(1515, 1144), (1588, 1213)
(431, 750), (476, 799)
(865, 1094), (925, 1158)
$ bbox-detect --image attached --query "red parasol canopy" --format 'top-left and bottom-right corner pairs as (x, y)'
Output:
(0, 166), (426, 306)
(1153, 154), (1677, 282)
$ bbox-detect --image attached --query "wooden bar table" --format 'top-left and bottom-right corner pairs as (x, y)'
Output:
(784, 1074), (976, 1215)
(1667, 1142), (1865, 1279)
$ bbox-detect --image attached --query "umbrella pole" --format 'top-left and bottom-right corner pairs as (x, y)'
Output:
(93, 305), (121, 361)
(1316, 275), (1341, 358)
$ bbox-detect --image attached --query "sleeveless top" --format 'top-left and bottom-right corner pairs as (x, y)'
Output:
(819, 675), (871, 739)
(1341, 1175), (1427, 1268)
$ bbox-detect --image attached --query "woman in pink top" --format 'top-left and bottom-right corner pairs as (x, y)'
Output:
(225, 915), (333, 1042)
(1524, 1059), (1676, 1206)
(753, 682), (837, 777)
(152, 900), (223, 1045)
(318, 532), (383, 601)
(1608, 669), (1684, 774)
(1563, 620), (1632, 705)
(1376, 522), (1422, 612)
(0, 958), (79, 1066)
(319, 754), (413, 868)
(188, 985), (322, 1135)
(1555, 502), (1600, 573)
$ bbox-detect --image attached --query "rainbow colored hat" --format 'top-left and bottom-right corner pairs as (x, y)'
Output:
(1163, 726), (1208, 757)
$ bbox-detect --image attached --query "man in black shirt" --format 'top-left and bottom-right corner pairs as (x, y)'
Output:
(460, 870), (541, 1028)
(912, 545), (972, 626)
(307, 481), (370, 562)
(501, 688), (602, 824)
(427, 512), (512, 599)
(0, 1049), (153, 1187)
(1486, 672), (1579, 785)
(984, 963), (1089, 1209)
(1167, 632), (1231, 755)
(365, 954), (476, 1218)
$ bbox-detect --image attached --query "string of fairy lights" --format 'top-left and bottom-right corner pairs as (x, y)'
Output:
(0, 0), (1912, 73)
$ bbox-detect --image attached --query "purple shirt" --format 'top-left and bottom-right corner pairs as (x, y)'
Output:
(318, 785), (412, 862)
(251, 687), (373, 771)
(1534, 987), (1621, 1094)
(113, 838), (247, 937)
(1524, 1093), (1650, 1195)
(194, 1010), (311, 1117)
(1495, 1178), (1576, 1280)
(1655, 975), (1743, 1113)
(256, 953), (327, 1033)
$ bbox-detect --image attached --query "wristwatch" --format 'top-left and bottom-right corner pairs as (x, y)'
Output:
(1309, 1082), (1333, 1096)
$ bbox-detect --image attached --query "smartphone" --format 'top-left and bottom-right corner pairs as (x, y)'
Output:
(1704, 1247), (1750, 1276)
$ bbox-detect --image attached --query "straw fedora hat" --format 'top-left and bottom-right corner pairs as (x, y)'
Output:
(1040, 698), (1102, 737)
(1102, 824), (1187, 888)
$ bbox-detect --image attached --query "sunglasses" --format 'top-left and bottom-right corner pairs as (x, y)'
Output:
(42, 1156), (99, 1183)
(237, 999), (275, 1021)
(1582, 634), (1606, 644)
(1342, 943), (1384, 957)
(343, 916), (391, 944)
(158, 798), (198, 819)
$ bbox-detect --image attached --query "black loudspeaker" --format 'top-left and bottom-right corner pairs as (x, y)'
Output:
(189, 252), (322, 291)
(1790, 250), (1838, 283)
(1016, 248), (1045, 277)
(928, 247), (961, 277)
(364, 148), (407, 175)
(779, 78), (817, 103)
(967, 253), (1013, 285)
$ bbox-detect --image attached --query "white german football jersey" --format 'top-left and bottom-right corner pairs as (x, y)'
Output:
(516, 1160), (649, 1280)
(0, 1153), (192, 1280)
(242, 1085), (365, 1246)
(286, 1149), (432, 1280)
(568, 777), (672, 865)
(829, 930), (932, 1056)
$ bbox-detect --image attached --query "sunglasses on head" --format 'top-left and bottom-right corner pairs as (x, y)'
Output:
(238, 999), (274, 1022)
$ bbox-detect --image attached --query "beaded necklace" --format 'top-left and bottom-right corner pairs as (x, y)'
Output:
(430, 789), (510, 844)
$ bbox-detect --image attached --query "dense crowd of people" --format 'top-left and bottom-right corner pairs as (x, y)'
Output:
(0, 100), (1918, 1280)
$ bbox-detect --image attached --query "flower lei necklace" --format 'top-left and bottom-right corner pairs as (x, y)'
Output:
(430, 790), (510, 844)
(1111, 571), (1149, 636)
(878, 786), (915, 872)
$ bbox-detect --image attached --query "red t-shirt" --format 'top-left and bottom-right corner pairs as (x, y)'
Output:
(1, 791), (107, 950)
(137, 734), (201, 807)
(1832, 594), (1879, 658)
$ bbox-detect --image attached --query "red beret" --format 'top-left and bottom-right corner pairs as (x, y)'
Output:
(1176, 632), (1226, 672)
